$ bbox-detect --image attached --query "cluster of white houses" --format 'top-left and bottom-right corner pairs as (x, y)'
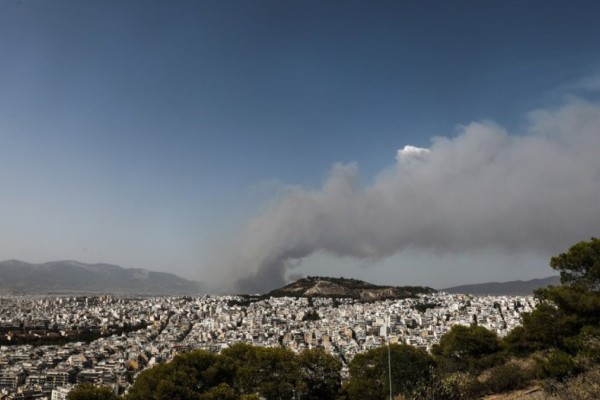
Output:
(0, 292), (535, 399)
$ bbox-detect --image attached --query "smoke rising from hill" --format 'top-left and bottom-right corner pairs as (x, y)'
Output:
(217, 99), (600, 293)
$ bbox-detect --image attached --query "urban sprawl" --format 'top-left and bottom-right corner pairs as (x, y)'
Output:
(0, 292), (536, 399)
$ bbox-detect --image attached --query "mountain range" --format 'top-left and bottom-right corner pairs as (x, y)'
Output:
(0, 259), (560, 296)
(441, 276), (561, 296)
(0, 260), (202, 295)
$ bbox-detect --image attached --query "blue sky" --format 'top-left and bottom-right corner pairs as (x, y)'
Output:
(2, 1), (600, 291)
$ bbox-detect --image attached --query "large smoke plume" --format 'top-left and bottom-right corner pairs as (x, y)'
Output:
(215, 99), (600, 293)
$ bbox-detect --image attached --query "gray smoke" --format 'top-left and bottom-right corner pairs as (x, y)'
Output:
(217, 99), (600, 293)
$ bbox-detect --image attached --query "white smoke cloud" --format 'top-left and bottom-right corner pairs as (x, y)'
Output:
(216, 98), (600, 293)
(396, 145), (431, 166)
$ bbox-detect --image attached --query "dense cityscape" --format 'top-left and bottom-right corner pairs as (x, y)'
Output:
(0, 292), (535, 399)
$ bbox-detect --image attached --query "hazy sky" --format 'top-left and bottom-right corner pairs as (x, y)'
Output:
(1, 1), (600, 292)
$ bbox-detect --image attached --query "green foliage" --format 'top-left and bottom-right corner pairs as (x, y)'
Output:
(302, 309), (321, 321)
(125, 350), (235, 400)
(501, 326), (532, 356)
(226, 344), (306, 400)
(535, 349), (579, 381)
(502, 238), (600, 357)
(405, 371), (486, 400)
(318, 276), (379, 289)
(505, 302), (579, 354)
(535, 285), (600, 340)
(198, 383), (236, 400)
(438, 372), (486, 400)
(547, 365), (600, 400)
(575, 334), (600, 368)
(67, 383), (119, 400)
(432, 325), (503, 373)
(414, 303), (439, 313)
(298, 348), (342, 400)
(550, 237), (600, 289)
(345, 343), (434, 400)
(543, 238), (600, 330)
(483, 361), (534, 394)
(132, 343), (336, 400)
(417, 238), (600, 398)
(269, 276), (433, 299)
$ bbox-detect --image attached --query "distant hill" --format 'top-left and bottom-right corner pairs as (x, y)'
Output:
(268, 276), (435, 300)
(442, 276), (561, 296)
(0, 260), (203, 295)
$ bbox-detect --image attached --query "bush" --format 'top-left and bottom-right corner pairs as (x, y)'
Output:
(484, 361), (534, 394)
(406, 371), (485, 400)
(575, 333), (600, 368)
(67, 383), (119, 400)
(547, 365), (600, 400)
(535, 349), (578, 381)
(439, 372), (486, 400)
(407, 371), (486, 400)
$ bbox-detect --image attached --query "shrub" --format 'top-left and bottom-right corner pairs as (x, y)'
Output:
(484, 361), (534, 394)
(535, 349), (578, 381)
(440, 372), (486, 400)
(547, 365), (600, 400)
(67, 383), (119, 400)
(408, 371), (485, 400)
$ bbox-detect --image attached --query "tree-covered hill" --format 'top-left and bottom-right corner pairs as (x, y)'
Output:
(268, 275), (435, 300)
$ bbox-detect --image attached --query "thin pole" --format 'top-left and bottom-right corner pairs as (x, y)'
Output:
(388, 316), (392, 400)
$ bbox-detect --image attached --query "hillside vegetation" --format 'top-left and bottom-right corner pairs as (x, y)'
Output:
(268, 275), (435, 300)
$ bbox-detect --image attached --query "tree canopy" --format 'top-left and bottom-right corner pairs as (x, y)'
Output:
(298, 348), (342, 400)
(511, 238), (600, 355)
(67, 383), (119, 400)
(345, 343), (434, 400)
(432, 325), (502, 373)
(125, 350), (236, 400)
(550, 237), (600, 290)
(123, 344), (342, 400)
